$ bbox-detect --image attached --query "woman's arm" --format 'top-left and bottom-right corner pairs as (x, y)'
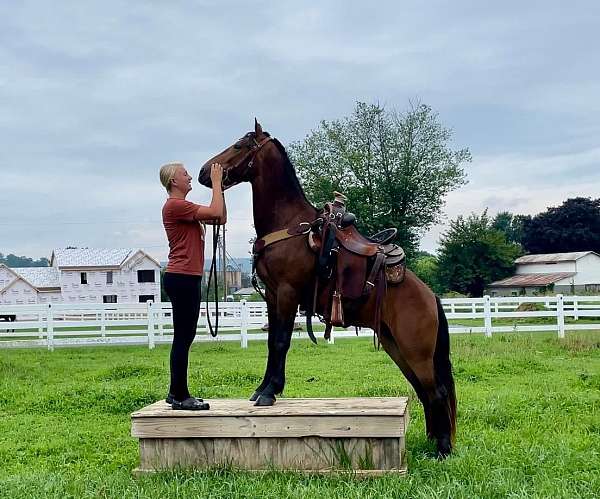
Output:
(203, 192), (227, 225)
(194, 164), (224, 222)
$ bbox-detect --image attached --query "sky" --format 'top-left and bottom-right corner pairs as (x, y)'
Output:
(1, 1), (599, 262)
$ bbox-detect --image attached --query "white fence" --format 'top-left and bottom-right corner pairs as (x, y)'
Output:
(1, 294), (599, 350)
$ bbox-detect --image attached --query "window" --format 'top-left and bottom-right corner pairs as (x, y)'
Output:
(106, 271), (113, 284)
(139, 295), (155, 303)
(585, 284), (600, 292)
(80, 272), (87, 284)
(137, 270), (155, 283)
(103, 295), (118, 304)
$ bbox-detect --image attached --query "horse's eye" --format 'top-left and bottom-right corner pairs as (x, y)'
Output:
(233, 144), (242, 150)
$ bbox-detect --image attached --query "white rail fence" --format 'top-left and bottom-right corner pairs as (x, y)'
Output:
(1, 295), (599, 350)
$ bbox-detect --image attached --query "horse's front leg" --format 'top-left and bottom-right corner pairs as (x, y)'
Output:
(254, 286), (298, 407)
(249, 299), (278, 401)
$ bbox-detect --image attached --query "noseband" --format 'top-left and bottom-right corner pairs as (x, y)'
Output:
(223, 135), (273, 189)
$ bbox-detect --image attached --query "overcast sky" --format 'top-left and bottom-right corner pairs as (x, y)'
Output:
(1, 1), (599, 262)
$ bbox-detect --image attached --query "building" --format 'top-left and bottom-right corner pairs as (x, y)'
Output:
(487, 251), (600, 296)
(0, 248), (161, 305)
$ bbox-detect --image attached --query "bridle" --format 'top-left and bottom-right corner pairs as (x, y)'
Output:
(222, 134), (273, 190)
(205, 133), (273, 337)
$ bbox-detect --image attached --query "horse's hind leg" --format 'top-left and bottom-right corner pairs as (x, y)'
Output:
(385, 323), (454, 457)
(378, 324), (434, 438)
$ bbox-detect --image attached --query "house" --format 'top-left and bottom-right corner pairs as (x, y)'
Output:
(0, 248), (161, 305)
(487, 251), (600, 296)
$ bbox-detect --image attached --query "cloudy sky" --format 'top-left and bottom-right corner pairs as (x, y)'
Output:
(1, 1), (599, 262)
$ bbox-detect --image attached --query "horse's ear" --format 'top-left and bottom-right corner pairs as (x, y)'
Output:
(254, 118), (263, 136)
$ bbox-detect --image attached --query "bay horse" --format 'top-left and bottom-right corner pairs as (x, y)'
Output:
(199, 120), (456, 456)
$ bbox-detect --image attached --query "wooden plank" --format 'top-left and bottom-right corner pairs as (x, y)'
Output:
(138, 436), (404, 471)
(132, 415), (405, 438)
(132, 397), (408, 418)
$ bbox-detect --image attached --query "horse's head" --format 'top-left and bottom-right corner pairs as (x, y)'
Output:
(199, 119), (272, 190)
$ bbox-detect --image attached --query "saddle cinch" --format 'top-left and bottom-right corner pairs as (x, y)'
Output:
(306, 192), (406, 341)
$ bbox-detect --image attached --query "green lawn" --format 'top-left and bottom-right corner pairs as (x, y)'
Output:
(1, 332), (599, 498)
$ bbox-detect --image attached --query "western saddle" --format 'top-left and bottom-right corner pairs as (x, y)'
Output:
(252, 192), (406, 343)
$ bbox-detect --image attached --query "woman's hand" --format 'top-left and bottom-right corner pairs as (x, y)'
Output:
(210, 163), (223, 187)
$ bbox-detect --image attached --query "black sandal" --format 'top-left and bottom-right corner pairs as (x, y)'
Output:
(166, 393), (203, 404)
(171, 397), (210, 411)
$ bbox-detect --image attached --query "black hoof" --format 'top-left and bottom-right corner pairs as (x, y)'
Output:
(436, 437), (452, 459)
(249, 391), (261, 402)
(254, 394), (276, 406)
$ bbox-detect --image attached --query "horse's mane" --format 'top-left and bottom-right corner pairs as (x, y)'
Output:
(270, 137), (315, 209)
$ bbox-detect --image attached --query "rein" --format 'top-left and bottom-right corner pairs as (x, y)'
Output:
(205, 222), (220, 337)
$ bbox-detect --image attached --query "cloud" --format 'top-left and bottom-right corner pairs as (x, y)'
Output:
(1, 1), (599, 261)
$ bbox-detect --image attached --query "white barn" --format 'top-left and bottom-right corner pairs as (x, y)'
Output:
(487, 251), (600, 296)
(0, 248), (161, 305)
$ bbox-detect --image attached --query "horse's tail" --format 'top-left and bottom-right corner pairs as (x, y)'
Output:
(434, 295), (457, 441)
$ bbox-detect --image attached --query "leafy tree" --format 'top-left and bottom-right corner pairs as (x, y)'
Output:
(288, 101), (470, 258)
(0, 253), (49, 267)
(437, 211), (522, 297)
(492, 211), (527, 245)
(412, 251), (442, 294)
(521, 197), (600, 254)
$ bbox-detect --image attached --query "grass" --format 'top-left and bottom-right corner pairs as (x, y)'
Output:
(1, 332), (599, 498)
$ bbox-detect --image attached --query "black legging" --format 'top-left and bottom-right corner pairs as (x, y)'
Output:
(163, 272), (202, 400)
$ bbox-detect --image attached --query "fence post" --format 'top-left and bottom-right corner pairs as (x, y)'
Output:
(240, 300), (249, 348)
(47, 303), (54, 351)
(483, 295), (493, 338)
(147, 301), (155, 349)
(573, 296), (579, 321)
(38, 305), (44, 339)
(556, 294), (565, 339)
(100, 308), (106, 341)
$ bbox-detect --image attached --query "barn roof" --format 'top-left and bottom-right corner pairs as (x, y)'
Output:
(489, 272), (575, 287)
(515, 251), (598, 264)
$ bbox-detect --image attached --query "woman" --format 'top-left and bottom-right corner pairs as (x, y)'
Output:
(159, 161), (226, 410)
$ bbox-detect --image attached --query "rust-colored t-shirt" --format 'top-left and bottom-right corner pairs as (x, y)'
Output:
(162, 198), (205, 275)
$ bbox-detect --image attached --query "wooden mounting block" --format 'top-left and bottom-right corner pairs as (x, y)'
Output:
(131, 397), (409, 475)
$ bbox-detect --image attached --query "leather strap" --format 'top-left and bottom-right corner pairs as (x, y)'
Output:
(253, 222), (312, 254)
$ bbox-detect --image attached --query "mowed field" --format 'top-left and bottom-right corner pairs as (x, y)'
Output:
(1, 332), (599, 498)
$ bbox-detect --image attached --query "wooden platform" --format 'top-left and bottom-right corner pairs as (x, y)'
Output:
(131, 397), (409, 474)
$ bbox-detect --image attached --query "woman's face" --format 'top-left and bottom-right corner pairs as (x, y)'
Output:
(171, 165), (192, 194)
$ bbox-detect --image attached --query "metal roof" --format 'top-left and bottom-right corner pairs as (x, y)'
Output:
(489, 272), (575, 287)
(51, 248), (138, 268)
(10, 267), (61, 289)
(515, 251), (597, 264)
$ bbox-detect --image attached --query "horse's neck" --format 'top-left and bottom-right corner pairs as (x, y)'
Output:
(251, 154), (316, 238)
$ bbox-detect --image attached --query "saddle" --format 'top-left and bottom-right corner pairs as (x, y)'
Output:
(251, 191), (406, 344)
(307, 192), (406, 340)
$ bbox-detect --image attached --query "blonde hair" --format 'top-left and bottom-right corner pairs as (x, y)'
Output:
(159, 162), (183, 193)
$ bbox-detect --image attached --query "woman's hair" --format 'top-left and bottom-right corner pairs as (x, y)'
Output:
(159, 162), (183, 193)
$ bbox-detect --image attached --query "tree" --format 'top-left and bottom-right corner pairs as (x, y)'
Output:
(521, 197), (600, 254)
(0, 253), (49, 267)
(437, 211), (522, 297)
(491, 211), (527, 245)
(288, 101), (470, 258)
(412, 251), (442, 294)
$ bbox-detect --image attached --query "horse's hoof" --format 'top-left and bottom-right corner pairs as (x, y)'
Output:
(254, 394), (276, 406)
(249, 391), (261, 402)
(436, 437), (452, 459)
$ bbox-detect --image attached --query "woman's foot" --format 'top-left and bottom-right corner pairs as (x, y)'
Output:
(171, 397), (210, 411)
